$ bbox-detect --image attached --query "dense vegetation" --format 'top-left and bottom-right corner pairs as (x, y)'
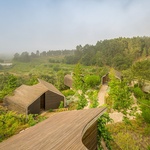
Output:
(105, 66), (150, 149)
(0, 106), (46, 142)
(65, 36), (150, 70)
(0, 36), (150, 148)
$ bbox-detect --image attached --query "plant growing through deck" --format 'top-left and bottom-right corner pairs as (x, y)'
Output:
(97, 113), (113, 150)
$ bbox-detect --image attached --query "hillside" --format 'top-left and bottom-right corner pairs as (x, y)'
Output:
(65, 36), (150, 70)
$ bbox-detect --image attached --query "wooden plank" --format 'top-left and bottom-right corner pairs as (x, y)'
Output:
(0, 107), (106, 150)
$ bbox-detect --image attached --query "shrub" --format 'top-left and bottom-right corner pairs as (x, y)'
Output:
(140, 99), (150, 124)
(84, 75), (100, 88)
(62, 89), (75, 97)
(59, 101), (64, 109)
(87, 90), (99, 108)
(77, 93), (88, 110)
(0, 107), (46, 142)
(53, 65), (60, 71)
(133, 87), (144, 98)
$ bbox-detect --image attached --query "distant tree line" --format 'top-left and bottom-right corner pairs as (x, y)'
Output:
(65, 36), (150, 70)
(13, 50), (74, 62)
(13, 36), (150, 70)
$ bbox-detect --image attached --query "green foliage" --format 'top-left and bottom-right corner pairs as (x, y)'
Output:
(84, 75), (100, 88)
(97, 113), (113, 150)
(27, 114), (46, 126)
(25, 75), (38, 85)
(53, 64), (61, 71)
(62, 89), (75, 97)
(49, 109), (54, 112)
(65, 37), (150, 69)
(132, 86), (150, 124)
(131, 60), (150, 84)
(113, 132), (139, 150)
(140, 99), (150, 124)
(0, 73), (22, 101)
(13, 52), (30, 62)
(108, 70), (134, 116)
(87, 90), (99, 108)
(68, 102), (78, 110)
(0, 73), (40, 102)
(113, 54), (133, 70)
(73, 63), (85, 91)
(108, 120), (150, 150)
(0, 107), (46, 142)
(77, 93), (88, 110)
(59, 101), (64, 109)
(55, 70), (68, 90)
(133, 87), (144, 98)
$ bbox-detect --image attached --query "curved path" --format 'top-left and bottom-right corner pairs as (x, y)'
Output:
(0, 108), (106, 150)
(98, 84), (108, 106)
(98, 84), (125, 123)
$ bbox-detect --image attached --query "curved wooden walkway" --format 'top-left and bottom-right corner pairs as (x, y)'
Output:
(0, 108), (106, 150)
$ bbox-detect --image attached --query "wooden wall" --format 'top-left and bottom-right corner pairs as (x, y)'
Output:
(45, 91), (64, 110)
(28, 98), (40, 114)
(82, 121), (98, 150)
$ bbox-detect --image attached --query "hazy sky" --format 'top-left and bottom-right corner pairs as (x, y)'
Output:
(0, 0), (150, 54)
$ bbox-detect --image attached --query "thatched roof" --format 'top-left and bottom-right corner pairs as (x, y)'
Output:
(114, 70), (122, 80)
(64, 74), (73, 88)
(4, 79), (64, 108)
(38, 79), (64, 96)
(0, 107), (106, 150)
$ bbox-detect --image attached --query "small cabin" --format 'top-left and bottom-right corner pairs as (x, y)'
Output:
(101, 70), (122, 85)
(4, 79), (66, 114)
(64, 74), (73, 88)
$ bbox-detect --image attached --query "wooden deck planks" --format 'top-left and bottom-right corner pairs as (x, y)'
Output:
(0, 107), (106, 150)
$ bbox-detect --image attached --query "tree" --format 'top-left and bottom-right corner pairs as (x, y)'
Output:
(73, 63), (85, 91)
(131, 60), (150, 86)
(0, 73), (22, 101)
(84, 75), (100, 88)
(77, 93), (87, 110)
(13, 53), (20, 61)
(20, 52), (30, 62)
(108, 69), (134, 118)
(36, 50), (40, 56)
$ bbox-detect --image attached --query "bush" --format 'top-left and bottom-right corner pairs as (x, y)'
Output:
(53, 65), (60, 71)
(87, 90), (99, 108)
(62, 89), (75, 97)
(59, 101), (64, 109)
(77, 93), (88, 110)
(133, 87), (144, 98)
(0, 107), (46, 142)
(140, 99), (150, 124)
(84, 75), (100, 88)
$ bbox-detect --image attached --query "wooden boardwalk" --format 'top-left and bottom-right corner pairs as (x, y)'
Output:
(0, 108), (106, 150)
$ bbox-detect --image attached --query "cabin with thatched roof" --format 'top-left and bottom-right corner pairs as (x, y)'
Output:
(64, 74), (73, 88)
(4, 79), (65, 115)
(101, 70), (122, 85)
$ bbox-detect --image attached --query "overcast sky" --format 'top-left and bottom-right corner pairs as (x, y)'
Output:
(0, 0), (150, 54)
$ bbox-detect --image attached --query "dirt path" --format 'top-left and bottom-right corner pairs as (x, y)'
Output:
(98, 84), (108, 106)
(98, 84), (125, 123)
